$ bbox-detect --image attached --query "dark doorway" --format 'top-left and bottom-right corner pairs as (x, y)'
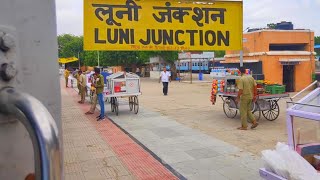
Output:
(283, 65), (295, 92)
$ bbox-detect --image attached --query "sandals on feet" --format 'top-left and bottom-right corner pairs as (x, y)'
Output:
(237, 127), (247, 130)
(251, 123), (259, 129)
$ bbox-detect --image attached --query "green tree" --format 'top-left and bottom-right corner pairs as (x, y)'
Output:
(315, 36), (320, 44)
(267, 23), (277, 29)
(214, 50), (225, 58)
(83, 51), (144, 68)
(58, 34), (84, 68)
(315, 36), (320, 56)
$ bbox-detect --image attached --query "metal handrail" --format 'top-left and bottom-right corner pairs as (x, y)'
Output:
(287, 101), (320, 108)
(0, 87), (62, 180)
(291, 81), (318, 100)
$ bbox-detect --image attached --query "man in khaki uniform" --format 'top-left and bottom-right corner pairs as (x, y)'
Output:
(236, 67), (259, 130)
(64, 68), (70, 88)
(74, 71), (81, 95)
(78, 70), (87, 104)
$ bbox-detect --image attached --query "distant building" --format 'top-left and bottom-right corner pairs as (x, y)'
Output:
(149, 56), (170, 79)
(225, 29), (315, 92)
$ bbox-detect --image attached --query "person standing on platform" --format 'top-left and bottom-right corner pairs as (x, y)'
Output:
(64, 67), (70, 88)
(85, 74), (99, 114)
(141, 67), (146, 77)
(78, 70), (87, 104)
(236, 67), (259, 130)
(94, 68), (105, 121)
(159, 67), (171, 96)
(74, 70), (81, 95)
(136, 67), (141, 76)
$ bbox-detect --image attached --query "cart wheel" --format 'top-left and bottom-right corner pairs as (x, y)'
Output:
(223, 98), (238, 118)
(114, 98), (119, 116)
(251, 102), (261, 122)
(105, 97), (110, 103)
(262, 100), (280, 121)
(133, 96), (139, 114)
(110, 97), (114, 112)
(111, 97), (117, 112)
(111, 97), (118, 116)
(129, 97), (133, 111)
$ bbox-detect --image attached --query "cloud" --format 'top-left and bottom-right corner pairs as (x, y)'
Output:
(55, 0), (320, 36)
(56, 0), (83, 35)
(243, 0), (320, 35)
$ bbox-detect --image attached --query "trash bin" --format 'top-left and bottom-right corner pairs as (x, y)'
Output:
(198, 73), (203, 80)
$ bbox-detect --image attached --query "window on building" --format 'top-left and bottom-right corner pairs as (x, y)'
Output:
(269, 44), (307, 51)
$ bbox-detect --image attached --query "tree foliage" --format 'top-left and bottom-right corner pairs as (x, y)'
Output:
(315, 36), (320, 56)
(267, 23), (277, 29)
(58, 34), (148, 67)
(214, 50), (225, 58)
(315, 36), (320, 45)
(58, 34), (83, 67)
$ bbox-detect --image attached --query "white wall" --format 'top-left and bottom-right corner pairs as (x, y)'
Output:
(150, 71), (161, 79)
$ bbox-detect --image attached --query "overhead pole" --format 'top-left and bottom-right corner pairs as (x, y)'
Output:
(78, 51), (80, 69)
(240, 50), (243, 67)
(241, 27), (250, 67)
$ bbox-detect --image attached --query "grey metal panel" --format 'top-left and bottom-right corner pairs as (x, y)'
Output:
(0, 0), (61, 179)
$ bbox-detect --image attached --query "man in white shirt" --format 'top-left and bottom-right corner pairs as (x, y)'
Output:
(159, 67), (171, 96)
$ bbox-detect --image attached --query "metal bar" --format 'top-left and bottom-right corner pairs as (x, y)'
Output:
(259, 168), (287, 180)
(219, 96), (226, 103)
(286, 114), (295, 150)
(286, 101), (320, 108)
(291, 81), (318, 99)
(0, 87), (62, 180)
(105, 93), (142, 98)
(239, 50), (243, 67)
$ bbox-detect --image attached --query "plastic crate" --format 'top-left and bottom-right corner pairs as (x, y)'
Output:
(271, 85), (285, 94)
(265, 85), (273, 93)
(265, 85), (286, 94)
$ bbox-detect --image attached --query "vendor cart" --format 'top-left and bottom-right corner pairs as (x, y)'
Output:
(259, 81), (320, 180)
(219, 92), (289, 121)
(212, 75), (289, 121)
(105, 72), (141, 116)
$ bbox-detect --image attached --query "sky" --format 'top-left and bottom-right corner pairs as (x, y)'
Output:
(55, 0), (320, 36)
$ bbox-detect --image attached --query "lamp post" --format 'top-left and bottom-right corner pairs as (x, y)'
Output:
(78, 51), (80, 70)
(240, 27), (250, 67)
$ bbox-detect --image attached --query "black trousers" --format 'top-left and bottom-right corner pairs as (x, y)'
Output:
(162, 82), (169, 95)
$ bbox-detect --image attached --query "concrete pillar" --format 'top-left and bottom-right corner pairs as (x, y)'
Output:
(0, 0), (61, 179)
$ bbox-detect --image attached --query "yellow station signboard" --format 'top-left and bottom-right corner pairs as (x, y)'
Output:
(84, 0), (243, 51)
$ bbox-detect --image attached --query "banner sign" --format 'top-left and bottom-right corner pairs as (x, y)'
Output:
(84, 0), (243, 51)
